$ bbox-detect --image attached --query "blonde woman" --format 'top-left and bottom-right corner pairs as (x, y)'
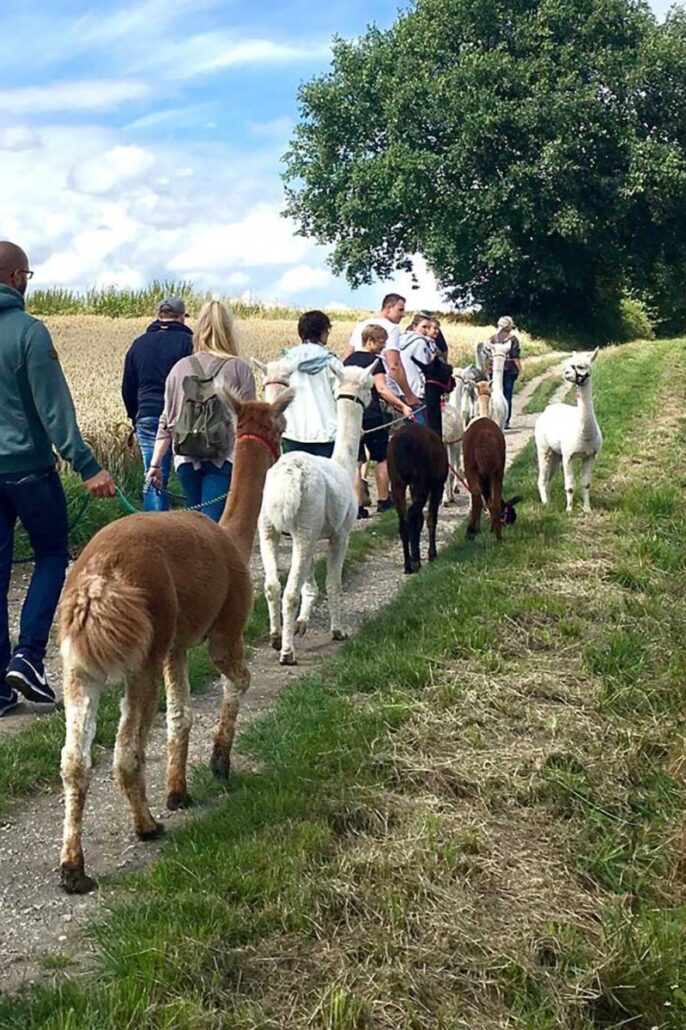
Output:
(148, 300), (256, 520)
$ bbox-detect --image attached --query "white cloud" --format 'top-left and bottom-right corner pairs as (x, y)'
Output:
(70, 146), (156, 195)
(168, 205), (312, 272)
(0, 127), (42, 152)
(0, 79), (149, 115)
(132, 33), (330, 81)
(271, 264), (331, 295)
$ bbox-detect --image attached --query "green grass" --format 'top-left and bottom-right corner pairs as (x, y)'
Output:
(3, 339), (686, 1026)
(523, 371), (564, 413)
(515, 352), (565, 394)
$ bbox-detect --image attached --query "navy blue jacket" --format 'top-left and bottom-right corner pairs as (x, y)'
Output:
(122, 320), (194, 423)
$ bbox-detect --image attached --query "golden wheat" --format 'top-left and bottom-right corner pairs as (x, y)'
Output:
(45, 314), (549, 474)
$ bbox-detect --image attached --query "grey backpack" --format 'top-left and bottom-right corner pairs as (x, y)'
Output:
(172, 355), (231, 460)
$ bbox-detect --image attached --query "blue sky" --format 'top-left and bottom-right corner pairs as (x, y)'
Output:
(0, 0), (676, 311)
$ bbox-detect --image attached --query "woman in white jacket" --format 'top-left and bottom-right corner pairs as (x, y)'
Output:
(281, 311), (343, 457)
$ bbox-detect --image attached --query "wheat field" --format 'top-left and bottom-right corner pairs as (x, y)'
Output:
(45, 314), (549, 475)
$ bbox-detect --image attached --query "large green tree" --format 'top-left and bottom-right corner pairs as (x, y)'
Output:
(284, 0), (686, 336)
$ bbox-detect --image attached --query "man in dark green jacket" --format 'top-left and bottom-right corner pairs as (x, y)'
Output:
(0, 242), (115, 715)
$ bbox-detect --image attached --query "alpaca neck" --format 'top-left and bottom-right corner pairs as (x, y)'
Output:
(478, 394), (489, 418)
(332, 398), (364, 482)
(220, 438), (273, 559)
(576, 379), (597, 428)
(491, 358), (505, 398)
(424, 384), (444, 436)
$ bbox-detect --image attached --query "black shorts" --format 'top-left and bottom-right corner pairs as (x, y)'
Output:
(358, 425), (389, 464)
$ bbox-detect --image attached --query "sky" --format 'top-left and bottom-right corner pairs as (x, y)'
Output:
(0, 0), (677, 312)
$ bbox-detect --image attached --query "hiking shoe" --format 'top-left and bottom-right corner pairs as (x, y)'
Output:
(357, 506), (370, 520)
(376, 497), (394, 513)
(0, 687), (19, 717)
(6, 653), (56, 704)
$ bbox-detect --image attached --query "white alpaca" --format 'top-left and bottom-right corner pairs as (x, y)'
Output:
(535, 349), (602, 513)
(258, 362), (376, 665)
(252, 356), (296, 400)
(488, 344), (509, 430)
(442, 377), (464, 504)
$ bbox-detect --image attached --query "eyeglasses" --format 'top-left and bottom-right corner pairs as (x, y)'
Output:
(19, 269), (34, 279)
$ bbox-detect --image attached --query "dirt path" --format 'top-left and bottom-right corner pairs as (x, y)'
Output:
(0, 362), (568, 990)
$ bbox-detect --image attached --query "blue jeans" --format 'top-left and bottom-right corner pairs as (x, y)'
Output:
(503, 372), (518, 427)
(0, 468), (69, 670)
(176, 461), (232, 522)
(136, 417), (172, 512)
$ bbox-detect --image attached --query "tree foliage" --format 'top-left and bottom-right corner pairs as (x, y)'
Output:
(284, 0), (686, 337)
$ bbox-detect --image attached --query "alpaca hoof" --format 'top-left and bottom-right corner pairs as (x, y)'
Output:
(280, 651), (297, 666)
(166, 791), (193, 810)
(137, 820), (164, 841)
(210, 749), (231, 780)
(270, 632), (282, 651)
(295, 620), (308, 637)
(61, 861), (96, 895)
(332, 629), (348, 641)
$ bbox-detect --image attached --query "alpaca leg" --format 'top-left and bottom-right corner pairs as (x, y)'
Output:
(60, 665), (102, 894)
(295, 558), (319, 637)
(580, 455), (596, 513)
(281, 536), (317, 665)
(327, 530), (350, 640)
(562, 456), (576, 513)
(537, 442), (560, 505)
(259, 522), (282, 651)
(489, 480), (504, 541)
(392, 481), (412, 574)
(467, 490), (483, 538)
(443, 446), (456, 505)
(427, 482), (443, 561)
(164, 649), (194, 809)
(407, 489), (426, 572)
(113, 669), (164, 840)
(208, 631), (251, 779)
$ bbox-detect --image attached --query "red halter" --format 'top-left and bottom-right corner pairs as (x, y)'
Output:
(237, 432), (281, 464)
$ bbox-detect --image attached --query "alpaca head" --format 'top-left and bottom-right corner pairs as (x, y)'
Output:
(252, 356), (296, 403)
(219, 386), (295, 455)
(412, 354), (455, 394)
(563, 348), (599, 387)
(330, 359), (378, 409)
(499, 495), (522, 526)
(477, 381), (491, 398)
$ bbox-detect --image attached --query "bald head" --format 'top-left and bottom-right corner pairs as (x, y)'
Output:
(0, 242), (31, 295)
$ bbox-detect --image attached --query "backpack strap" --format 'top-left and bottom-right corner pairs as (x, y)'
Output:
(189, 354), (226, 380)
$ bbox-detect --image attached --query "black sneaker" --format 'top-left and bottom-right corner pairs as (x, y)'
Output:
(376, 497), (394, 513)
(6, 653), (56, 704)
(357, 506), (370, 520)
(0, 687), (19, 717)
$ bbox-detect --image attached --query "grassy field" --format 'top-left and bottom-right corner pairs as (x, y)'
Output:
(3, 338), (685, 1027)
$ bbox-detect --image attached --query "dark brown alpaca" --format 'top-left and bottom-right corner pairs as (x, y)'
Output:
(57, 391), (293, 895)
(462, 417), (520, 540)
(386, 354), (453, 574)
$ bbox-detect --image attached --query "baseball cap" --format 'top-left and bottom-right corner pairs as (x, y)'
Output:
(157, 296), (186, 316)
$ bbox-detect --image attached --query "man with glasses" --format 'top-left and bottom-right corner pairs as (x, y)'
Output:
(0, 241), (115, 716)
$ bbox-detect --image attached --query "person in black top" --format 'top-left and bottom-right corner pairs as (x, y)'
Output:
(344, 324), (413, 518)
(121, 297), (193, 510)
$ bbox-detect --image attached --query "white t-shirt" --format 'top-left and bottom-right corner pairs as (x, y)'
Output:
(399, 331), (433, 399)
(348, 316), (401, 353)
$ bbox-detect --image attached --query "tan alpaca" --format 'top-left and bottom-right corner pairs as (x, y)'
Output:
(477, 381), (491, 418)
(57, 391), (293, 894)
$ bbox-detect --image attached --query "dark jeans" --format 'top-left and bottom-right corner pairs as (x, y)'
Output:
(282, 438), (335, 458)
(0, 468), (69, 670)
(176, 460), (232, 522)
(136, 416), (172, 512)
(503, 372), (518, 427)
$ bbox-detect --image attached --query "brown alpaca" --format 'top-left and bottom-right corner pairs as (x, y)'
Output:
(462, 416), (520, 541)
(57, 391), (293, 894)
(476, 380), (491, 417)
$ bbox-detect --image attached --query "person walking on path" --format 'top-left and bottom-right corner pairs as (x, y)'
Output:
(345, 293), (420, 409)
(0, 241), (115, 716)
(148, 300), (255, 521)
(279, 310), (343, 458)
(344, 324), (413, 517)
(122, 296), (193, 511)
(486, 316), (524, 429)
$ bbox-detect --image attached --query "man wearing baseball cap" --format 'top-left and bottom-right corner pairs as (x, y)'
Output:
(121, 296), (193, 510)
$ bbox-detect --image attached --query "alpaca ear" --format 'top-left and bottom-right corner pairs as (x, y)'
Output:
(216, 385), (242, 417)
(507, 495), (523, 506)
(251, 357), (268, 374)
(362, 357), (381, 381)
(329, 361), (345, 383)
(270, 387), (296, 415)
(411, 356), (428, 374)
(590, 347), (600, 363)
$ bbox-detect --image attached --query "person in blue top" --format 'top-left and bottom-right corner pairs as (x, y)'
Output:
(121, 296), (194, 510)
(0, 241), (116, 716)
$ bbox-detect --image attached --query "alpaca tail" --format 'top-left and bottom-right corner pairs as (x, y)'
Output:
(479, 474), (491, 503)
(59, 560), (153, 683)
(264, 460), (304, 532)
